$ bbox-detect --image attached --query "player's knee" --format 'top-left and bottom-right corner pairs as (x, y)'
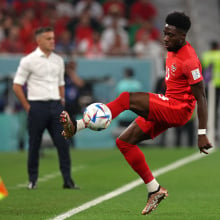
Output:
(116, 138), (124, 152)
(116, 138), (131, 154)
(118, 91), (130, 104)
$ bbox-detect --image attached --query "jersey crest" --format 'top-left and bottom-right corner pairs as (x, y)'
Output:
(171, 63), (177, 73)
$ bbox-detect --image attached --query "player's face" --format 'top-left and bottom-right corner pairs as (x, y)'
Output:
(163, 24), (186, 52)
(36, 31), (55, 54)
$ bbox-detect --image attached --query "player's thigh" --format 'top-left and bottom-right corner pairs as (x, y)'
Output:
(118, 120), (150, 145)
(129, 92), (150, 119)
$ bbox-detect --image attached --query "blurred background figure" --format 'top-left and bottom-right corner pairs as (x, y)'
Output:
(67, 6), (102, 52)
(202, 41), (220, 140)
(77, 30), (105, 59)
(102, 1), (128, 29)
(55, 0), (75, 19)
(64, 60), (85, 146)
(112, 67), (142, 137)
(129, 0), (157, 24)
(101, 16), (129, 56)
(174, 111), (196, 147)
(133, 30), (165, 77)
(75, 0), (103, 23)
(55, 30), (76, 56)
(0, 25), (23, 54)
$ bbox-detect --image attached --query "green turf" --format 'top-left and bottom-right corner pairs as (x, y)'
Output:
(0, 147), (219, 220)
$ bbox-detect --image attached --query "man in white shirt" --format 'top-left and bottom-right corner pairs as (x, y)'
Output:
(13, 26), (79, 190)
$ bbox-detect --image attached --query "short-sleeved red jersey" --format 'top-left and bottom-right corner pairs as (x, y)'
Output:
(135, 42), (203, 138)
(165, 41), (203, 104)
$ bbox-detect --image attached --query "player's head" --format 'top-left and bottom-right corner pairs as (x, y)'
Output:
(124, 68), (134, 78)
(163, 12), (191, 52)
(35, 26), (55, 54)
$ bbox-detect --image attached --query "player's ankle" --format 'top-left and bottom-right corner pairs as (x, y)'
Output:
(76, 119), (86, 133)
(146, 178), (160, 193)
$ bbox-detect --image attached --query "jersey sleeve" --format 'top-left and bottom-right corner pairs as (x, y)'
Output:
(183, 58), (203, 85)
(58, 57), (65, 86)
(13, 57), (30, 85)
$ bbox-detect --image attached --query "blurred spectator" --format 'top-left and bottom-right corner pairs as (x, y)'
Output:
(18, 8), (39, 46)
(64, 60), (85, 147)
(0, 0), (9, 11)
(56, 0), (75, 19)
(12, 0), (49, 18)
(133, 31), (165, 82)
(129, 0), (157, 24)
(202, 41), (220, 137)
(103, 0), (126, 17)
(23, 31), (37, 54)
(0, 77), (8, 112)
(67, 7), (101, 43)
(40, 5), (67, 39)
(77, 30), (105, 59)
(65, 60), (85, 117)
(112, 67), (142, 136)
(174, 112), (196, 147)
(0, 22), (5, 43)
(135, 20), (160, 43)
(75, 0), (103, 22)
(0, 25), (23, 54)
(101, 16), (129, 56)
(128, 19), (160, 47)
(74, 11), (94, 46)
(102, 2), (128, 29)
(1, 15), (14, 38)
(55, 30), (76, 56)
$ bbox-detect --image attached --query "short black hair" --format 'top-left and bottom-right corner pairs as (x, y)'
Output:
(35, 26), (54, 37)
(165, 12), (191, 33)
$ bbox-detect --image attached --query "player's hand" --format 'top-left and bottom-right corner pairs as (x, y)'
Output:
(198, 135), (213, 154)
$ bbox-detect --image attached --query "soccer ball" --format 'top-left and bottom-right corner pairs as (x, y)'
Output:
(83, 103), (112, 131)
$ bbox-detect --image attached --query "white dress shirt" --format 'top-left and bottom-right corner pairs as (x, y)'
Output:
(13, 47), (65, 101)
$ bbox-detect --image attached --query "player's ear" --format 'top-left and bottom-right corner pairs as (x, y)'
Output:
(179, 31), (186, 44)
(35, 34), (41, 44)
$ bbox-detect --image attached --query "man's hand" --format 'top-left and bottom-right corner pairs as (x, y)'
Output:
(198, 135), (213, 154)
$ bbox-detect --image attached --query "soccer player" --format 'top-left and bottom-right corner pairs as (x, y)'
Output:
(60, 12), (213, 214)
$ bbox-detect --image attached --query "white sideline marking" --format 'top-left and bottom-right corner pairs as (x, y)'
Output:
(51, 148), (215, 220)
(11, 165), (86, 189)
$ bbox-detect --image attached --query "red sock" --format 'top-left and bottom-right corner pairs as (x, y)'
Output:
(107, 92), (129, 119)
(116, 138), (154, 184)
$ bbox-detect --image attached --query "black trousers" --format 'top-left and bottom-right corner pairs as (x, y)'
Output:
(27, 100), (72, 183)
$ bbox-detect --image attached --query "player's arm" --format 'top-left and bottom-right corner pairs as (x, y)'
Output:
(13, 83), (30, 113)
(59, 85), (65, 105)
(190, 80), (212, 154)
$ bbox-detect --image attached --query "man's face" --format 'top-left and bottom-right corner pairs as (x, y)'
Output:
(37, 31), (55, 53)
(163, 24), (186, 52)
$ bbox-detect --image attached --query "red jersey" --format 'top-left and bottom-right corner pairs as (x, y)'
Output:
(165, 42), (203, 106)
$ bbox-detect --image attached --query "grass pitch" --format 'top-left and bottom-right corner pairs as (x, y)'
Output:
(0, 146), (219, 220)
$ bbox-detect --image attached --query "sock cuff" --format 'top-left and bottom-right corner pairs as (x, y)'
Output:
(116, 138), (134, 148)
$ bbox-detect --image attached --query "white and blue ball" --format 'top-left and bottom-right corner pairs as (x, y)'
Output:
(83, 103), (112, 131)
